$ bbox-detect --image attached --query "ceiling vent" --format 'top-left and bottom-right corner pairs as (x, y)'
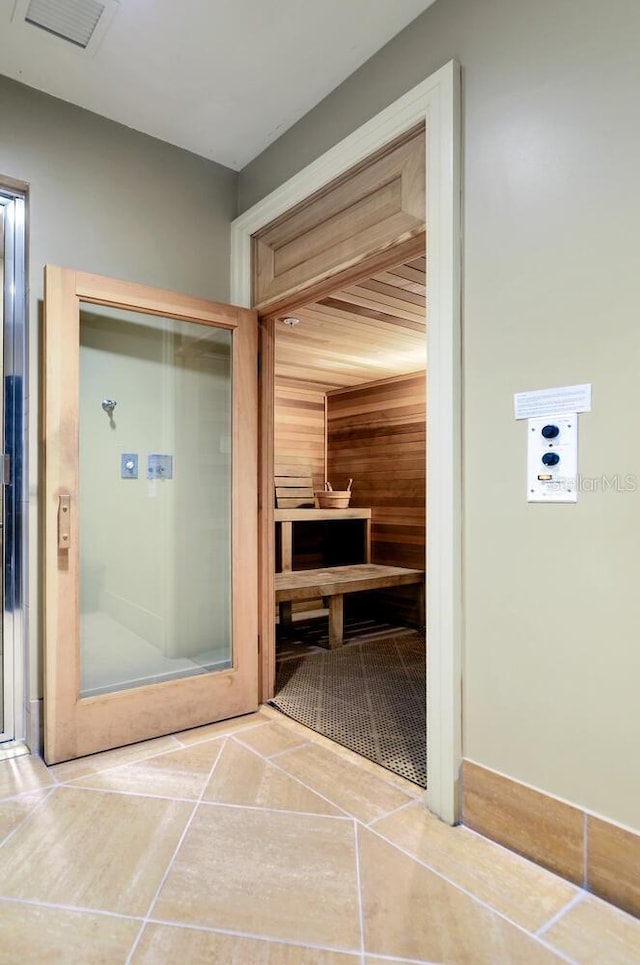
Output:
(13, 0), (118, 52)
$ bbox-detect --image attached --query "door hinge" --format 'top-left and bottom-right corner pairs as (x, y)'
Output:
(257, 635), (261, 654)
(1, 454), (10, 486)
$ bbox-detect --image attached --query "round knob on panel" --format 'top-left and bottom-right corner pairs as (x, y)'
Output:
(542, 451), (560, 467)
(541, 424), (560, 439)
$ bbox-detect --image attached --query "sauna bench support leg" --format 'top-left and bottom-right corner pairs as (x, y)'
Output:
(364, 518), (372, 563)
(328, 595), (344, 649)
(281, 521), (293, 572)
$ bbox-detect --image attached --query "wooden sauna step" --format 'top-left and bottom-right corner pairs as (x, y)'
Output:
(275, 563), (424, 649)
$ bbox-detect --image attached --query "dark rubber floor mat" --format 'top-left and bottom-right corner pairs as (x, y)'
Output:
(271, 631), (426, 787)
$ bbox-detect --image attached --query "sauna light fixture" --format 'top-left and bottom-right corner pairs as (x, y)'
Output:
(282, 317), (300, 329)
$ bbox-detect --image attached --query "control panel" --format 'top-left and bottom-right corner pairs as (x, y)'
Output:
(527, 415), (578, 503)
(147, 453), (173, 480)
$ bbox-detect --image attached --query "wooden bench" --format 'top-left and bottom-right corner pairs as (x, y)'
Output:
(275, 506), (372, 572)
(275, 563), (424, 649)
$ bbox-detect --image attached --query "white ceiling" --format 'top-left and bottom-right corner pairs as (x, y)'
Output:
(0, 0), (436, 170)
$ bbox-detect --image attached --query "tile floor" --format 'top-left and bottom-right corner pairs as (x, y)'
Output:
(0, 707), (638, 964)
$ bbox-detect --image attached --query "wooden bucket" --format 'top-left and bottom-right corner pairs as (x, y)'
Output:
(315, 490), (351, 509)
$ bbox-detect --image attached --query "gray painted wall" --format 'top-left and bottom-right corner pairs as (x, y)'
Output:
(1, 75), (236, 300)
(0, 75), (236, 705)
(238, 0), (640, 830)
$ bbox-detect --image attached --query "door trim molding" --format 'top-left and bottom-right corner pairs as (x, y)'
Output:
(231, 60), (462, 825)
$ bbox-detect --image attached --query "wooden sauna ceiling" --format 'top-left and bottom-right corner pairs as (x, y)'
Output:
(274, 256), (426, 391)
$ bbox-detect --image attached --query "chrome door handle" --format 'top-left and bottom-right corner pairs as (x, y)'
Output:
(58, 494), (71, 550)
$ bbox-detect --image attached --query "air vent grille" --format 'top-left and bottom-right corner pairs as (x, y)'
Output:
(25, 0), (106, 49)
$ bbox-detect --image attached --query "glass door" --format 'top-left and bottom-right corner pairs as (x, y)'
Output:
(0, 189), (27, 746)
(44, 267), (258, 764)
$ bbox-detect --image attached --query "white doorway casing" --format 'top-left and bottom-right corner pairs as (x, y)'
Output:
(231, 60), (462, 824)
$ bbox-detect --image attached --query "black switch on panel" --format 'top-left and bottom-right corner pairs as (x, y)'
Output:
(542, 451), (560, 467)
(541, 424), (560, 439)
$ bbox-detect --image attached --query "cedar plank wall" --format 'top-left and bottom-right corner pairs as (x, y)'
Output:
(274, 382), (325, 493)
(274, 381), (326, 611)
(327, 372), (426, 622)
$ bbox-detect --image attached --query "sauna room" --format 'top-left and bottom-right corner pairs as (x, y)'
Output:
(270, 254), (427, 787)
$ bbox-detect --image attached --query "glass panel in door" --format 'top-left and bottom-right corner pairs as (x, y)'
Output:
(79, 304), (233, 697)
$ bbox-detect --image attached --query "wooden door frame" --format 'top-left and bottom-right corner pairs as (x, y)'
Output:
(231, 60), (462, 825)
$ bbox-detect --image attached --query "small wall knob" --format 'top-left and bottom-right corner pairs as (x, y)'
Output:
(542, 451), (560, 467)
(541, 424), (560, 439)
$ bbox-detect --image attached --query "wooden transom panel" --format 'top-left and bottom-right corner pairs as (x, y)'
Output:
(253, 125), (425, 309)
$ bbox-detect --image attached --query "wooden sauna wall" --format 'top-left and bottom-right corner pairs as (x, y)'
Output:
(327, 371), (426, 623)
(274, 381), (326, 612)
(274, 382), (325, 493)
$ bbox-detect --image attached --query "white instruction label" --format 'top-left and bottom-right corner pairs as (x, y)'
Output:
(514, 383), (591, 420)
